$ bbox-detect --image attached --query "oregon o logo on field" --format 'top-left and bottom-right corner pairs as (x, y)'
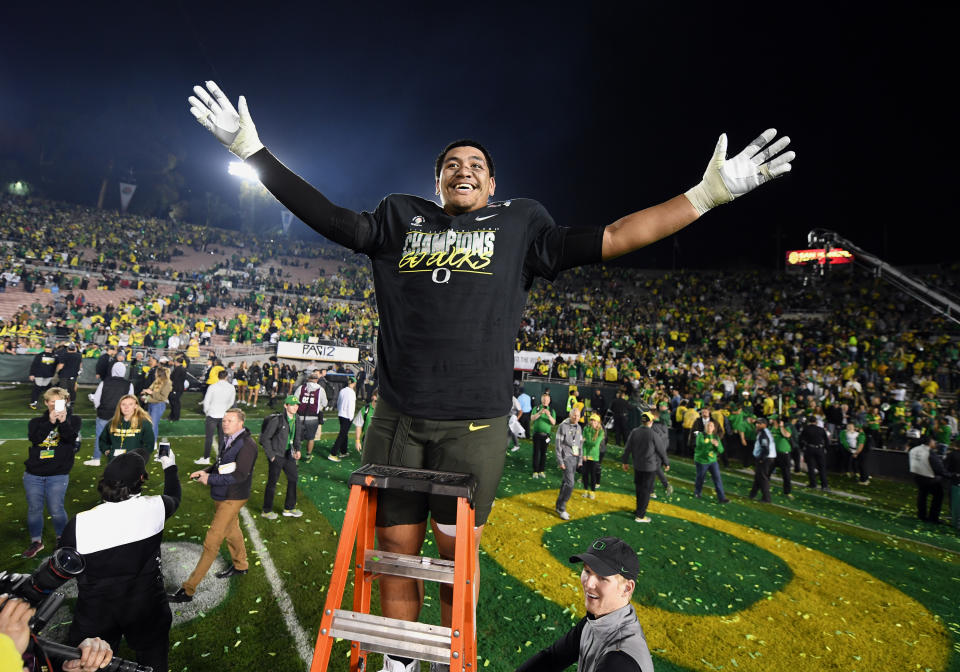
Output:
(484, 491), (950, 671)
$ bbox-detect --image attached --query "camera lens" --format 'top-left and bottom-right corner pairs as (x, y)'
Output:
(51, 547), (85, 578)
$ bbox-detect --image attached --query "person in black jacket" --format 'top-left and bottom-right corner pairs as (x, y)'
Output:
(55, 342), (83, 403)
(168, 357), (188, 422)
(621, 413), (669, 523)
(94, 344), (118, 381)
(609, 391), (632, 447)
(260, 395), (304, 519)
(59, 450), (180, 672)
(799, 417), (830, 490)
(169, 408), (258, 603)
(27, 343), (57, 410)
(23, 386), (81, 558)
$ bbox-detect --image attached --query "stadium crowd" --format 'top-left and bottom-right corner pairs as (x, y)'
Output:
(3, 189), (960, 672)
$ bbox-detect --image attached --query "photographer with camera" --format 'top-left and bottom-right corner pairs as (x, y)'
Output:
(23, 387), (81, 559)
(1, 596), (114, 672)
(58, 449), (181, 672)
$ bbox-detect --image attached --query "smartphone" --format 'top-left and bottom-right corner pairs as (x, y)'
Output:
(158, 439), (170, 458)
(54, 399), (66, 412)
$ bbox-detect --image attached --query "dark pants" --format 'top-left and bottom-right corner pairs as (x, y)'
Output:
(769, 452), (792, 495)
(805, 447), (829, 489)
(633, 470), (656, 517)
(915, 475), (943, 522)
(30, 382), (49, 404)
(839, 449), (855, 475)
(263, 454), (298, 512)
(750, 456), (773, 501)
(60, 376), (78, 403)
(70, 582), (171, 672)
(581, 460), (601, 491)
(331, 416), (352, 456)
(532, 433), (549, 473)
(854, 446), (871, 482)
(168, 391), (182, 421)
(613, 415), (629, 446)
(203, 416), (223, 459)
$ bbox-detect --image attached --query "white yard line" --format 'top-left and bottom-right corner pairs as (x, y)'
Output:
(239, 506), (315, 669)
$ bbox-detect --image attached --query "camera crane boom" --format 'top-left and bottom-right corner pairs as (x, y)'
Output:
(807, 228), (960, 327)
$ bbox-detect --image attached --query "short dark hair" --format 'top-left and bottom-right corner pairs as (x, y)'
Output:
(435, 139), (495, 179)
(98, 475), (146, 502)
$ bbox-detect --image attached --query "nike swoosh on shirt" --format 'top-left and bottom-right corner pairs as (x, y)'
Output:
(468, 423), (490, 431)
(475, 214), (499, 222)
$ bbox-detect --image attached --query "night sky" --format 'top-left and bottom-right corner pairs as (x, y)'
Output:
(0, 2), (953, 269)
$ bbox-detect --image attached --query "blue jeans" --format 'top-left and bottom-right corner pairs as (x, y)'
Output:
(23, 472), (70, 540)
(94, 417), (109, 459)
(147, 402), (166, 444)
(694, 461), (726, 501)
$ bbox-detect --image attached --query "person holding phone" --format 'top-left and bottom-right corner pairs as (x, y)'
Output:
(23, 386), (81, 558)
(98, 395), (155, 463)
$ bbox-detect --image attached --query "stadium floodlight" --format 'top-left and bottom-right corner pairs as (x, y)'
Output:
(228, 161), (259, 182)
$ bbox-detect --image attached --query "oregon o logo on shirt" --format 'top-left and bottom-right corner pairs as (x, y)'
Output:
(484, 490), (950, 671)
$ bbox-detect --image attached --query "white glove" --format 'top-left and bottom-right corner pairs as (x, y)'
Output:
(188, 81), (264, 160)
(159, 448), (176, 471)
(684, 129), (795, 216)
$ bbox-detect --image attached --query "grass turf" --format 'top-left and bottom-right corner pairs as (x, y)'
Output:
(1, 385), (958, 671)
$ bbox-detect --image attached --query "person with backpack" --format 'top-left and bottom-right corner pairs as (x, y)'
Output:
(259, 395), (304, 519)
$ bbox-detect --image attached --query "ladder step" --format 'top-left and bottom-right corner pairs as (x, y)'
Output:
(365, 550), (456, 584)
(349, 465), (477, 502)
(329, 610), (453, 665)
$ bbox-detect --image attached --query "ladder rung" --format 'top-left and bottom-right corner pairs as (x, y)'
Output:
(349, 465), (477, 502)
(365, 550), (456, 584)
(329, 610), (453, 664)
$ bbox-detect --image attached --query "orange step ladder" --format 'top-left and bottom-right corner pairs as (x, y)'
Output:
(310, 464), (478, 672)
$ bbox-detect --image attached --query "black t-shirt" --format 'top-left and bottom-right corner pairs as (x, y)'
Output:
(357, 194), (601, 419)
(56, 351), (82, 378)
(250, 149), (604, 419)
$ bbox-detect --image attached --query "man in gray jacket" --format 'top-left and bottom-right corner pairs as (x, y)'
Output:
(621, 413), (669, 523)
(554, 406), (583, 521)
(517, 536), (654, 672)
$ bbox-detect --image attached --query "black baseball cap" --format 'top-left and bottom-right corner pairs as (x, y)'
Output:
(102, 452), (148, 489)
(570, 536), (639, 580)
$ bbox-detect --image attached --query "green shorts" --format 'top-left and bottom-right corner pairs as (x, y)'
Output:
(360, 398), (509, 527)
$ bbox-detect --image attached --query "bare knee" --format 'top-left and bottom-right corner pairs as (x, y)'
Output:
(377, 522), (427, 555)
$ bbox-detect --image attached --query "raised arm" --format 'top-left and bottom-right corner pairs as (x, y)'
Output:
(602, 130), (794, 261)
(188, 80), (374, 251)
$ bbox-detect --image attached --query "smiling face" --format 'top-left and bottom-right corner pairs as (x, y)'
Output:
(436, 145), (495, 215)
(581, 563), (635, 617)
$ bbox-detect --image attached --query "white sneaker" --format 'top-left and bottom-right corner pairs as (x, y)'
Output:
(83, 458), (101, 467)
(557, 510), (571, 521)
(381, 654), (419, 672)
(194, 457), (211, 465)
(510, 445), (520, 452)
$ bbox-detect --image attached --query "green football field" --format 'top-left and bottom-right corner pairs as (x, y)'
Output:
(1, 385), (957, 672)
